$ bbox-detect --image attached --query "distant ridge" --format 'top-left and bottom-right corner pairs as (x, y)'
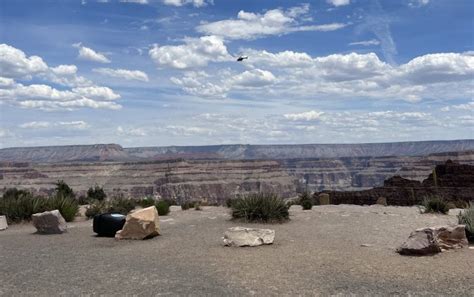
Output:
(1, 139), (473, 163)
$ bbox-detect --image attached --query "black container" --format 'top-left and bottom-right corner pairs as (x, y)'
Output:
(93, 213), (126, 237)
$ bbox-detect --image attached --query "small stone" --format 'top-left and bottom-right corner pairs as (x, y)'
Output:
(32, 210), (67, 234)
(0, 215), (8, 231)
(361, 244), (373, 247)
(223, 227), (275, 247)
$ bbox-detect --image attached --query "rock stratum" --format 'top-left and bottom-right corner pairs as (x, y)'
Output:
(0, 140), (473, 202)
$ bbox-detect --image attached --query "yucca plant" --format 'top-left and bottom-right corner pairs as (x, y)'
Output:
(458, 202), (474, 242)
(47, 193), (79, 222)
(231, 192), (289, 223)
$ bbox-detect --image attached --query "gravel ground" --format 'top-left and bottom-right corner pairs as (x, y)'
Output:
(1, 205), (473, 296)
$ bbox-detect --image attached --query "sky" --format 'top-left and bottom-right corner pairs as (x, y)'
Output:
(0, 0), (473, 148)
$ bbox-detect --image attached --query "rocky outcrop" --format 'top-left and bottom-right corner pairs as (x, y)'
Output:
(115, 206), (160, 240)
(223, 227), (275, 247)
(323, 161), (474, 206)
(32, 210), (67, 234)
(397, 225), (468, 256)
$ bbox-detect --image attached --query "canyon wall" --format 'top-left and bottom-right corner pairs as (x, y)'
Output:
(0, 159), (296, 204)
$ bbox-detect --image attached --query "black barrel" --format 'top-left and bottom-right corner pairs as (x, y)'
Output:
(93, 213), (126, 237)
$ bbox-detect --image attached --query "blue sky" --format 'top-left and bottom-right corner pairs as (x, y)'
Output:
(0, 0), (473, 148)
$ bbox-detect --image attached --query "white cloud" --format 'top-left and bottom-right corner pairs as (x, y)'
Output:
(0, 44), (123, 111)
(163, 0), (211, 7)
(409, 0), (429, 7)
(149, 35), (230, 69)
(0, 44), (48, 78)
(327, 0), (350, 7)
(441, 101), (474, 112)
(19, 121), (89, 129)
(232, 69), (276, 87)
(119, 0), (148, 4)
(168, 49), (473, 103)
(196, 5), (347, 40)
(284, 110), (325, 121)
(349, 39), (380, 46)
(117, 126), (147, 136)
(93, 68), (149, 82)
(73, 43), (110, 63)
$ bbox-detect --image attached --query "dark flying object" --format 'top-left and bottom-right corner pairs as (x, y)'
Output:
(237, 55), (248, 62)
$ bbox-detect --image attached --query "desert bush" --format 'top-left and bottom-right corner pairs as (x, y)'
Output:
(139, 197), (156, 208)
(85, 200), (107, 219)
(155, 200), (170, 216)
(0, 188), (78, 223)
(163, 198), (177, 206)
(47, 193), (79, 222)
(194, 201), (202, 211)
(299, 192), (313, 210)
(458, 203), (474, 242)
(181, 201), (195, 210)
(0, 189), (47, 223)
(225, 199), (234, 208)
(107, 197), (136, 214)
(87, 185), (106, 202)
(231, 192), (289, 223)
(55, 180), (75, 199)
(422, 195), (449, 214)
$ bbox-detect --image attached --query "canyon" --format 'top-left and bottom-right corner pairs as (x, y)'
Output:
(0, 140), (473, 203)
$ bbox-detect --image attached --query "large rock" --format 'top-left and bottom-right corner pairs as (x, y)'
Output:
(397, 225), (468, 256)
(32, 210), (67, 234)
(115, 206), (160, 240)
(0, 215), (8, 231)
(319, 193), (330, 205)
(223, 227), (275, 247)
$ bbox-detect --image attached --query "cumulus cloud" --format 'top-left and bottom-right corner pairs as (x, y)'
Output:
(0, 44), (48, 78)
(0, 44), (122, 111)
(168, 49), (473, 103)
(196, 5), (347, 40)
(92, 68), (149, 82)
(73, 43), (110, 63)
(149, 36), (230, 69)
(327, 0), (350, 7)
(284, 110), (324, 121)
(117, 126), (147, 136)
(349, 39), (380, 46)
(409, 0), (429, 7)
(232, 69), (276, 87)
(163, 0), (211, 7)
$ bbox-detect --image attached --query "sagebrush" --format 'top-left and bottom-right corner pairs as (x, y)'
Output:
(422, 195), (449, 214)
(458, 202), (474, 242)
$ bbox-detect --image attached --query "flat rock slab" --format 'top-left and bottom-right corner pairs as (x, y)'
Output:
(397, 225), (468, 256)
(223, 227), (275, 247)
(32, 210), (67, 234)
(0, 215), (8, 231)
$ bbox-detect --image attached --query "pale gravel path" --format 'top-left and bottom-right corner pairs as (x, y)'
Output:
(1, 205), (473, 296)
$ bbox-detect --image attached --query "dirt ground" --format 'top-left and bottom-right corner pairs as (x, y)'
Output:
(1, 205), (473, 296)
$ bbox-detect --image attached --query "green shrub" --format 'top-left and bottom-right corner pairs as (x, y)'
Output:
(155, 200), (170, 216)
(458, 203), (474, 242)
(85, 200), (107, 219)
(194, 201), (202, 211)
(225, 199), (233, 208)
(230, 193), (289, 223)
(87, 185), (106, 201)
(107, 197), (136, 214)
(163, 198), (177, 206)
(181, 201), (195, 210)
(0, 188), (78, 223)
(47, 194), (79, 222)
(55, 180), (75, 199)
(0, 189), (47, 223)
(299, 192), (313, 210)
(422, 195), (449, 214)
(139, 197), (156, 208)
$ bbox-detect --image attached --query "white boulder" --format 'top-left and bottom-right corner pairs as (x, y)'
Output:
(0, 215), (8, 231)
(223, 227), (275, 247)
(32, 210), (67, 234)
(115, 206), (160, 240)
